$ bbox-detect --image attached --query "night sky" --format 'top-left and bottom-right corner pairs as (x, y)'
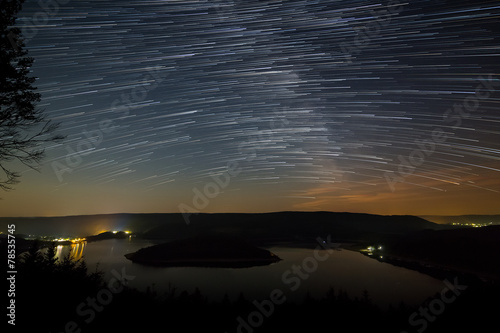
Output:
(3, 0), (500, 217)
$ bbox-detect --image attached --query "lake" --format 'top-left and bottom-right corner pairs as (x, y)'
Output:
(55, 238), (444, 308)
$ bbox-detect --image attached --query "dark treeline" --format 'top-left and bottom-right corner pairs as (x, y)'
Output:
(6, 241), (499, 333)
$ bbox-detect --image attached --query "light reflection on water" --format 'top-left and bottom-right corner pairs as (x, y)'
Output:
(56, 242), (86, 261)
(55, 238), (445, 308)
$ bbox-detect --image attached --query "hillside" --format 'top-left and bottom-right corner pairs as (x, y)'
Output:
(420, 214), (500, 225)
(0, 212), (448, 244)
(380, 225), (500, 278)
(139, 212), (448, 244)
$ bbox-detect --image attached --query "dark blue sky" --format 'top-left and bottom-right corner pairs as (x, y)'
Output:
(3, 0), (500, 216)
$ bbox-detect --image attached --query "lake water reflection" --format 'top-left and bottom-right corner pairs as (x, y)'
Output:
(56, 238), (444, 308)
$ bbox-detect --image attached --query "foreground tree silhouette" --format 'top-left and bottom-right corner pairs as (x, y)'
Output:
(16, 241), (104, 331)
(12, 239), (498, 333)
(0, 0), (63, 190)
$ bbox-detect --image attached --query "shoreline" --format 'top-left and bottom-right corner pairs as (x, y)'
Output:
(359, 251), (500, 283)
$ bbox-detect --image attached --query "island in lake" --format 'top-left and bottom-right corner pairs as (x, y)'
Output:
(124, 234), (282, 268)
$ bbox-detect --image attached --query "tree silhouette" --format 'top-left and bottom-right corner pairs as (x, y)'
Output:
(0, 0), (63, 191)
(43, 241), (58, 271)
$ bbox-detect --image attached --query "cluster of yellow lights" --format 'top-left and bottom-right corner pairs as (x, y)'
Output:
(361, 245), (383, 259)
(364, 245), (383, 252)
(71, 238), (86, 243)
(451, 222), (493, 228)
(54, 237), (86, 243)
(55, 231), (132, 243)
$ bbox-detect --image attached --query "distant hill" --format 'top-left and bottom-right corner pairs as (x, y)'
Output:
(420, 215), (500, 225)
(140, 212), (449, 243)
(125, 234), (281, 268)
(0, 212), (448, 244)
(0, 213), (168, 238)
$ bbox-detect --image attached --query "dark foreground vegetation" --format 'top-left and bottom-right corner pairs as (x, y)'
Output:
(4, 241), (499, 333)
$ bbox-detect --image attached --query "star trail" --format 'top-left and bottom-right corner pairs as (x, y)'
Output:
(3, 0), (500, 217)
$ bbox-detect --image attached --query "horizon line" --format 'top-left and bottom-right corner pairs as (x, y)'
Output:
(1, 210), (500, 219)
